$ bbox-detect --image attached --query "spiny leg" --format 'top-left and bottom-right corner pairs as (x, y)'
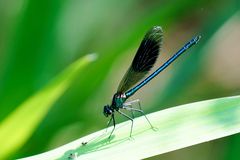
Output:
(123, 106), (154, 129)
(105, 115), (113, 132)
(108, 114), (116, 139)
(124, 99), (152, 127)
(123, 103), (135, 119)
(117, 110), (134, 137)
(124, 99), (142, 111)
(135, 100), (154, 128)
(136, 99), (143, 111)
(124, 99), (140, 107)
(124, 99), (142, 118)
(129, 104), (135, 119)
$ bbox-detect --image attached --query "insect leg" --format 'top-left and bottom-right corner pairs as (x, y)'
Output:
(105, 115), (113, 132)
(123, 103), (135, 118)
(123, 106), (154, 129)
(108, 114), (116, 139)
(117, 110), (134, 137)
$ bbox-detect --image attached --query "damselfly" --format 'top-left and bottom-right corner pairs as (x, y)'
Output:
(103, 26), (201, 139)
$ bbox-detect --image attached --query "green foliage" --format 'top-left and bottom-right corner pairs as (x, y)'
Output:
(0, 54), (96, 159)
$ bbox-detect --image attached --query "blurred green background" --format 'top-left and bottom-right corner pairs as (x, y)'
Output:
(0, 0), (240, 159)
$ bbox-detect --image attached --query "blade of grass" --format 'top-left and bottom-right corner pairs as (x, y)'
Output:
(20, 95), (240, 160)
(0, 54), (97, 159)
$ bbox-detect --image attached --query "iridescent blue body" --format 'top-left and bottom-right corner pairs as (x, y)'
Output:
(103, 26), (201, 138)
(126, 35), (200, 97)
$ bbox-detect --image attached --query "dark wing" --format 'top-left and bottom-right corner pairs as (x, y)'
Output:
(117, 26), (163, 93)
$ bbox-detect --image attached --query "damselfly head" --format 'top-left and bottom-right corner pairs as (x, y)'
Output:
(103, 105), (113, 117)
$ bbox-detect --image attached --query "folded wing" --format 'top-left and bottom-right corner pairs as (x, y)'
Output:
(117, 26), (163, 93)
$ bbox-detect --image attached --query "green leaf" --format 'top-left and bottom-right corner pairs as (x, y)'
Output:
(20, 95), (240, 160)
(0, 54), (97, 159)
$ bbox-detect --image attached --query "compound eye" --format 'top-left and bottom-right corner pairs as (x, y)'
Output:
(103, 105), (111, 117)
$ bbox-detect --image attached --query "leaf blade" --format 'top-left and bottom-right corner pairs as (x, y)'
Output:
(0, 54), (97, 159)
(20, 95), (240, 160)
